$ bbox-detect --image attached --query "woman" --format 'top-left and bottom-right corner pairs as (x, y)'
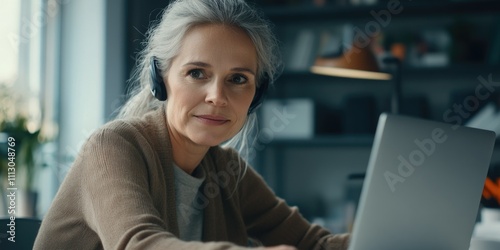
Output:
(34, 0), (349, 249)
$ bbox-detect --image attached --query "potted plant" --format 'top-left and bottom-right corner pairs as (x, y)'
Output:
(0, 83), (44, 217)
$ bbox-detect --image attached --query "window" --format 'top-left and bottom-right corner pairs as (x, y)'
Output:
(0, 0), (21, 84)
(1, 0), (61, 217)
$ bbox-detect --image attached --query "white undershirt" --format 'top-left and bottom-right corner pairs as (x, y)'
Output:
(173, 164), (206, 241)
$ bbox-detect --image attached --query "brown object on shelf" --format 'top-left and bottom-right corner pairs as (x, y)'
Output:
(391, 43), (406, 61)
(311, 43), (391, 80)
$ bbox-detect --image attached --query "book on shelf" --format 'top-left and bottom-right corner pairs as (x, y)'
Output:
(286, 29), (318, 72)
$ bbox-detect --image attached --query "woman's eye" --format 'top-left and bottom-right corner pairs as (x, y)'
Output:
(231, 74), (248, 84)
(188, 69), (205, 79)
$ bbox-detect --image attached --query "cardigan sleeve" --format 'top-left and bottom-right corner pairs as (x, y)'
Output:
(238, 165), (350, 250)
(78, 128), (174, 249)
(58, 127), (259, 250)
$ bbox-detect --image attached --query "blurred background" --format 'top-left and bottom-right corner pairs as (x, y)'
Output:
(1, 0), (500, 238)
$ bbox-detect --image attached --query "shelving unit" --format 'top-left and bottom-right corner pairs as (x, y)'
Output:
(262, 0), (500, 22)
(253, 0), (500, 221)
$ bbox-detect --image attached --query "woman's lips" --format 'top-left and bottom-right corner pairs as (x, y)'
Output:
(195, 115), (230, 125)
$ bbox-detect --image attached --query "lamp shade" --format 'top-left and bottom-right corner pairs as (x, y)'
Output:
(311, 44), (391, 80)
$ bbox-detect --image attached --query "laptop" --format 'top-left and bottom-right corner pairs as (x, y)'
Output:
(348, 113), (496, 250)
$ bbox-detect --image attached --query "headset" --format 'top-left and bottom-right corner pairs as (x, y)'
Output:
(149, 56), (168, 101)
(149, 56), (268, 114)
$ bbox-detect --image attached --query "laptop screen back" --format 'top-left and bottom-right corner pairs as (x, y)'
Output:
(348, 114), (496, 250)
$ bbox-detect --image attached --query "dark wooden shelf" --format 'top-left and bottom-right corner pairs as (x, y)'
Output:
(265, 133), (500, 147)
(267, 134), (374, 147)
(263, 0), (500, 22)
(278, 64), (500, 80)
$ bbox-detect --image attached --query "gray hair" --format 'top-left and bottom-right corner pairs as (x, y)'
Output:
(117, 0), (282, 177)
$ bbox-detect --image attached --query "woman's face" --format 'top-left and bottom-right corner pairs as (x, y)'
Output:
(165, 24), (258, 147)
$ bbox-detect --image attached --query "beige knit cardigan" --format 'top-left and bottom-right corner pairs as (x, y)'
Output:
(34, 106), (349, 250)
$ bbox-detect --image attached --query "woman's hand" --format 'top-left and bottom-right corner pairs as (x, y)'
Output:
(264, 245), (297, 250)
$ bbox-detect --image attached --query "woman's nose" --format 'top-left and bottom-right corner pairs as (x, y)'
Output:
(205, 79), (228, 107)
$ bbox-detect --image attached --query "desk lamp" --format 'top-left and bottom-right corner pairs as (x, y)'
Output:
(310, 43), (402, 114)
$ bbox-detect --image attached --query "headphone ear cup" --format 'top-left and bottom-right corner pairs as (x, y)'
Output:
(149, 56), (167, 101)
(248, 73), (269, 114)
